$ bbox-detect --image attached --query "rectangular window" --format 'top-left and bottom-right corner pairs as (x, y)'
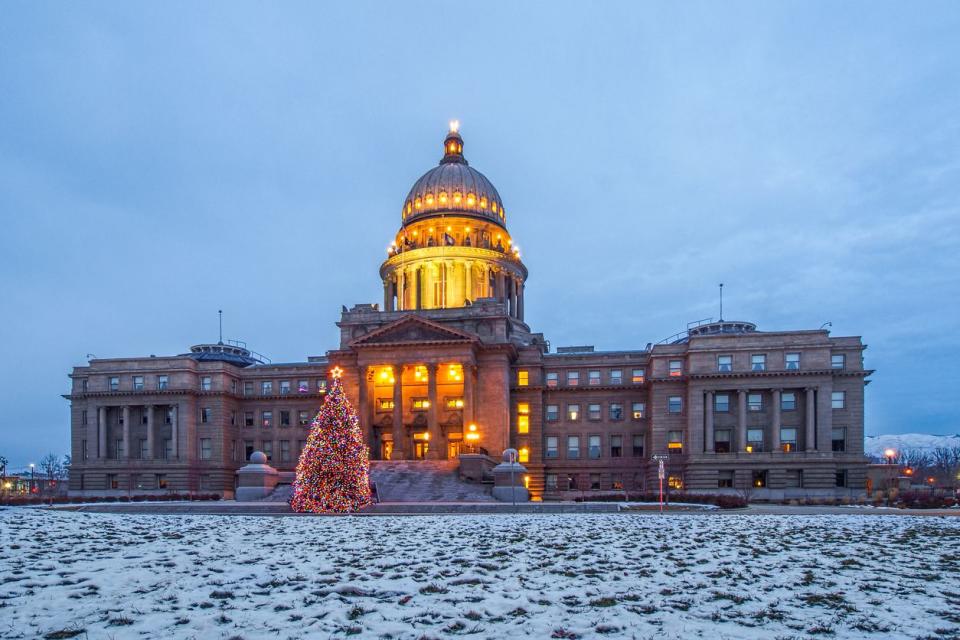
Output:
(785, 353), (800, 370)
(517, 402), (530, 415)
(107, 473), (119, 489)
(156, 474), (168, 489)
(752, 470), (767, 488)
(668, 475), (683, 490)
(668, 396), (682, 414)
(317, 379), (327, 393)
(517, 416), (529, 434)
(714, 429), (731, 453)
(81, 379), (88, 392)
(588, 403), (601, 420)
(632, 402), (645, 419)
(199, 438), (212, 460)
(610, 435), (622, 458)
(545, 474), (558, 490)
(588, 370), (601, 386)
(199, 474), (212, 491)
(718, 470), (734, 488)
(831, 354), (845, 370)
(832, 391), (845, 409)
(231, 439), (238, 461)
(379, 398), (396, 411)
(590, 473), (601, 490)
(133, 376), (144, 391)
(81, 439), (88, 460)
(244, 382), (253, 395)
(412, 398), (430, 411)
(545, 404), (559, 421)
(165, 408), (174, 424)
(780, 427), (797, 452)
(280, 410), (291, 427)
(158, 375), (169, 390)
(751, 354), (766, 371)
(109, 376), (119, 391)
(781, 392), (797, 411)
(142, 408), (149, 425)
(200, 376), (212, 391)
(717, 355), (732, 372)
(200, 407), (211, 424)
(244, 440), (254, 460)
(832, 427), (846, 452)
(546, 372), (558, 387)
(835, 471), (847, 487)
(545, 436), (559, 458)
(244, 411), (254, 427)
(667, 430), (683, 453)
(517, 370), (529, 386)
(115, 438), (123, 458)
(746, 428), (764, 453)
(632, 435), (644, 457)
(298, 380), (309, 393)
(280, 381), (291, 395)
(631, 368), (645, 383)
(567, 404), (580, 421)
(81, 410), (88, 425)
(669, 360), (683, 377)
(566, 371), (579, 386)
(610, 369), (622, 384)
(518, 447), (529, 463)
(714, 394), (730, 412)
(231, 379), (238, 394)
(230, 410), (236, 426)
(609, 403), (623, 420)
(748, 393), (763, 411)
(588, 435), (601, 458)
(261, 411), (272, 428)
(261, 381), (273, 395)
(280, 440), (291, 462)
(261, 440), (273, 461)
(299, 410), (311, 426)
(567, 436), (580, 459)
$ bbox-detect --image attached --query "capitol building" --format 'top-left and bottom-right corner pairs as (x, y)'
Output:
(66, 124), (872, 500)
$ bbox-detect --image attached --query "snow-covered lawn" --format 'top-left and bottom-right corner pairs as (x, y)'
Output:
(1, 509), (958, 639)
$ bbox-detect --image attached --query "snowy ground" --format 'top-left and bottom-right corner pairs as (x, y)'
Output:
(1, 509), (958, 640)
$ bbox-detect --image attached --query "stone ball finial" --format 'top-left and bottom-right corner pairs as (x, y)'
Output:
(249, 451), (267, 464)
(502, 448), (518, 463)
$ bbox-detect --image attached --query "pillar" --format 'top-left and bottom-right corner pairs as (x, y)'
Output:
(517, 282), (524, 320)
(416, 266), (423, 310)
(496, 270), (506, 303)
(427, 363), (440, 458)
(705, 391), (714, 453)
(146, 405), (155, 460)
(171, 405), (179, 459)
(805, 387), (816, 452)
(398, 269), (405, 311)
(98, 406), (107, 459)
(122, 406), (131, 459)
(771, 389), (781, 452)
(392, 364), (405, 460)
(463, 363), (475, 426)
(737, 390), (747, 452)
(383, 279), (393, 312)
(464, 260), (473, 302)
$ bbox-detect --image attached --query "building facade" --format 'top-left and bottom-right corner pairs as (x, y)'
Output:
(66, 125), (872, 500)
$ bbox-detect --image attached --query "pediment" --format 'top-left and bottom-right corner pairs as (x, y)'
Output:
(349, 315), (479, 348)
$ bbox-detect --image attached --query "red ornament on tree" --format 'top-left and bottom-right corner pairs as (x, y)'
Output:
(290, 370), (371, 513)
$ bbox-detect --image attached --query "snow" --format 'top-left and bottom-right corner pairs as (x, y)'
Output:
(2, 508), (959, 639)
(865, 433), (960, 457)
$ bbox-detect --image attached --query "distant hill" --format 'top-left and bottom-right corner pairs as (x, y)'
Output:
(864, 433), (960, 457)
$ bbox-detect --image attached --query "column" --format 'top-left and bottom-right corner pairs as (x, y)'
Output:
(122, 406), (131, 459)
(416, 266), (423, 310)
(146, 405), (155, 460)
(445, 260), (455, 307)
(771, 389), (781, 452)
(463, 363), (475, 426)
(383, 279), (393, 312)
(496, 270), (506, 303)
(398, 269), (405, 311)
(705, 391), (715, 453)
(392, 364), (404, 460)
(464, 260), (473, 302)
(427, 363), (440, 458)
(517, 282), (524, 320)
(805, 387), (816, 452)
(98, 406), (107, 459)
(737, 390), (747, 452)
(171, 405), (179, 459)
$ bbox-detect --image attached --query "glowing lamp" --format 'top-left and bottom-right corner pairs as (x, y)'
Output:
(423, 400), (430, 408)
(452, 192), (462, 204)
(449, 119), (459, 133)
(425, 194), (434, 205)
(479, 197), (488, 209)
(415, 198), (422, 209)
(423, 432), (431, 441)
(465, 226), (471, 233)
(927, 477), (936, 484)
(466, 194), (475, 206)
(438, 192), (448, 204)
(745, 445), (754, 453)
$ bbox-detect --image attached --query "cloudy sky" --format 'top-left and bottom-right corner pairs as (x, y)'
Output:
(1, 2), (958, 466)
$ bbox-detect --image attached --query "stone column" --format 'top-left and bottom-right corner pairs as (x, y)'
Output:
(383, 279), (393, 312)
(463, 363), (475, 426)
(171, 405), (179, 459)
(464, 260), (473, 302)
(358, 367), (369, 441)
(705, 391), (715, 453)
(737, 390), (747, 452)
(445, 260), (455, 308)
(98, 406), (107, 459)
(122, 406), (131, 459)
(771, 389), (781, 452)
(496, 270), (506, 303)
(392, 364), (404, 460)
(146, 405), (155, 460)
(518, 282), (524, 320)
(427, 363), (440, 458)
(805, 387), (817, 451)
(416, 266), (423, 310)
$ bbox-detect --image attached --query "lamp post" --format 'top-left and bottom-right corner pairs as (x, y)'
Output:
(29, 463), (35, 495)
(883, 448), (896, 465)
(652, 454), (668, 514)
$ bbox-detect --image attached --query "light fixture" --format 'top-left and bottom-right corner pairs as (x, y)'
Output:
(449, 119), (460, 133)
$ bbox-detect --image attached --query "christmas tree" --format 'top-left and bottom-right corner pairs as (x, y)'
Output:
(290, 368), (372, 513)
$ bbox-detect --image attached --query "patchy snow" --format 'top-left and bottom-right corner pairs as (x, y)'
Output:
(1, 508), (958, 639)
(865, 433), (960, 457)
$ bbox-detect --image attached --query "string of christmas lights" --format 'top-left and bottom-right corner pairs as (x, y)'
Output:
(290, 373), (371, 513)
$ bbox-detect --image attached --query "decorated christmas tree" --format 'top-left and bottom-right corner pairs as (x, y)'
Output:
(290, 367), (372, 513)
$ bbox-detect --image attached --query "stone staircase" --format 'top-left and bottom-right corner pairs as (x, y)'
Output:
(370, 460), (495, 502)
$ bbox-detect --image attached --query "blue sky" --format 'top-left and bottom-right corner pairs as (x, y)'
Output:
(1, 2), (958, 466)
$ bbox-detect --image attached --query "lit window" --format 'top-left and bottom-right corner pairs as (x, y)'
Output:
(261, 411), (272, 428)
(567, 436), (580, 459)
(414, 197), (422, 209)
(158, 375), (169, 390)
(466, 193), (476, 206)
(717, 355), (732, 372)
(201, 376), (212, 391)
(780, 427), (797, 452)
(609, 403), (623, 420)
(545, 437), (559, 458)
(832, 391), (845, 409)
(567, 404), (580, 421)
(588, 435), (601, 459)
(545, 404), (559, 421)
(518, 370), (529, 386)
(632, 435), (645, 457)
(445, 397), (464, 409)
(425, 193), (435, 205)
(438, 191), (448, 204)
(748, 393), (763, 411)
(518, 416), (529, 434)
(298, 380), (309, 393)
(453, 191), (462, 204)
(588, 370), (601, 385)
(631, 402), (646, 419)
(667, 430), (683, 453)
(610, 435), (622, 458)
(831, 354), (846, 370)
(280, 380), (291, 395)
(546, 372), (558, 387)
(746, 429), (764, 452)
(669, 360), (683, 377)
(299, 411), (310, 426)
(668, 475), (683, 490)
(567, 371), (579, 386)
(752, 471), (767, 488)
(631, 368), (645, 383)
(785, 353), (800, 371)
(518, 447), (529, 463)
(832, 427), (846, 452)
(668, 396), (682, 414)
(133, 376), (144, 391)
(588, 403), (601, 420)
(518, 402), (530, 415)
(610, 369), (623, 384)
(781, 392), (796, 411)
(317, 379), (327, 393)
(751, 354), (766, 371)
(714, 429), (731, 453)
(412, 398), (430, 411)
(714, 394), (730, 412)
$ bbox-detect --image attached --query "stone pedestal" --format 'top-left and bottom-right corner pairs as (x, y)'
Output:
(235, 451), (279, 501)
(491, 449), (529, 502)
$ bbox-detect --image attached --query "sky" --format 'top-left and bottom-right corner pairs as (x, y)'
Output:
(1, 2), (958, 467)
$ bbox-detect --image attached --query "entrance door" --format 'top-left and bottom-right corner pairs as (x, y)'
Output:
(381, 440), (394, 461)
(447, 441), (462, 459)
(414, 441), (429, 459)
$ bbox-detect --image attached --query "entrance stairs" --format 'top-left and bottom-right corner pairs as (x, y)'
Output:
(370, 460), (495, 502)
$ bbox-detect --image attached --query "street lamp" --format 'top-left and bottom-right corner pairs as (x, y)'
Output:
(29, 463), (35, 495)
(883, 448), (896, 465)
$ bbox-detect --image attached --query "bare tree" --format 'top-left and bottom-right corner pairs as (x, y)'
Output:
(38, 453), (66, 500)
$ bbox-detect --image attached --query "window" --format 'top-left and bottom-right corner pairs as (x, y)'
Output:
(669, 360), (683, 377)
(133, 376), (144, 391)
(786, 469), (804, 488)
(141, 409), (149, 425)
(118, 410), (124, 425)
(244, 382), (253, 396)
(588, 370), (601, 386)
(517, 370), (529, 386)
(631, 368), (645, 383)
(609, 403), (623, 420)
(714, 394), (730, 412)
(81, 410), (88, 426)
(567, 436), (580, 459)
(545, 404), (559, 421)
(261, 411), (272, 427)
(199, 474), (212, 491)
(518, 447), (529, 463)
(299, 410), (310, 426)
(632, 435), (645, 457)
(785, 353), (800, 370)
(244, 411), (254, 427)
(780, 427), (797, 452)
(610, 369), (622, 385)
(590, 474), (601, 490)
(831, 354), (845, 370)
(107, 473), (119, 489)
(610, 435), (622, 458)
(632, 402), (646, 419)
(567, 404), (580, 421)
(546, 372), (558, 387)
(199, 438), (212, 460)
(752, 471), (767, 488)
(566, 371), (579, 386)
(115, 438), (123, 458)
(714, 429), (731, 454)
(832, 391), (845, 409)
(280, 440), (291, 462)
(81, 439), (88, 460)
(668, 396), (682, 414)
(588, 435), (601, 458)
(158, 375), (168, 390)
(297, 440), (306, 456)
(163, 439), (172, 459)
(109, 377), (119, 391)
(280, 381), (291, 395)
(668, 475), (683, 490)
(412, 398), (430, 411)
(545, 436), (559, 458)
(261, 441), (273, 461)
(781, 392), (797, 411)
(231, 440), (238, 461)
(748, 393), (763, 411)
(200, 407), (211, 424)
(280, 410), (291, 427)
(81, 379), (88, 392)
(832, 427), (846, 452)
(200, 376), (212, 391)
(261, 381), (273, 395)
(298, 380), (309, 393)
(317, 379), (327, 393)
(667, 430), (683, 453)
(517, 416), (529, 434)
(751, 354), (766, 371)
(835, 470), (847, 487)
(746, 429), (764, 453)
(588, 403), (601, 420)
(156, 474), (168, 489)
(231, 379), (238, 394)
(244, 440), (254, 460)
(717, 355), (732, 372)
(718, 470), (734, 488)
(545, 474), (558, 490)
(379, 398), (396, 411)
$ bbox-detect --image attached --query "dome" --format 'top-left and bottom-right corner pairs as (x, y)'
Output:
(401, 124), (506, 228)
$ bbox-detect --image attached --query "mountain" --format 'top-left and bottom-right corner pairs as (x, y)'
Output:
(864, 433), (960, 457)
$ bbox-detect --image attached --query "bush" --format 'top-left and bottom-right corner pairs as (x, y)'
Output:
(572, 491), (747, 509)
